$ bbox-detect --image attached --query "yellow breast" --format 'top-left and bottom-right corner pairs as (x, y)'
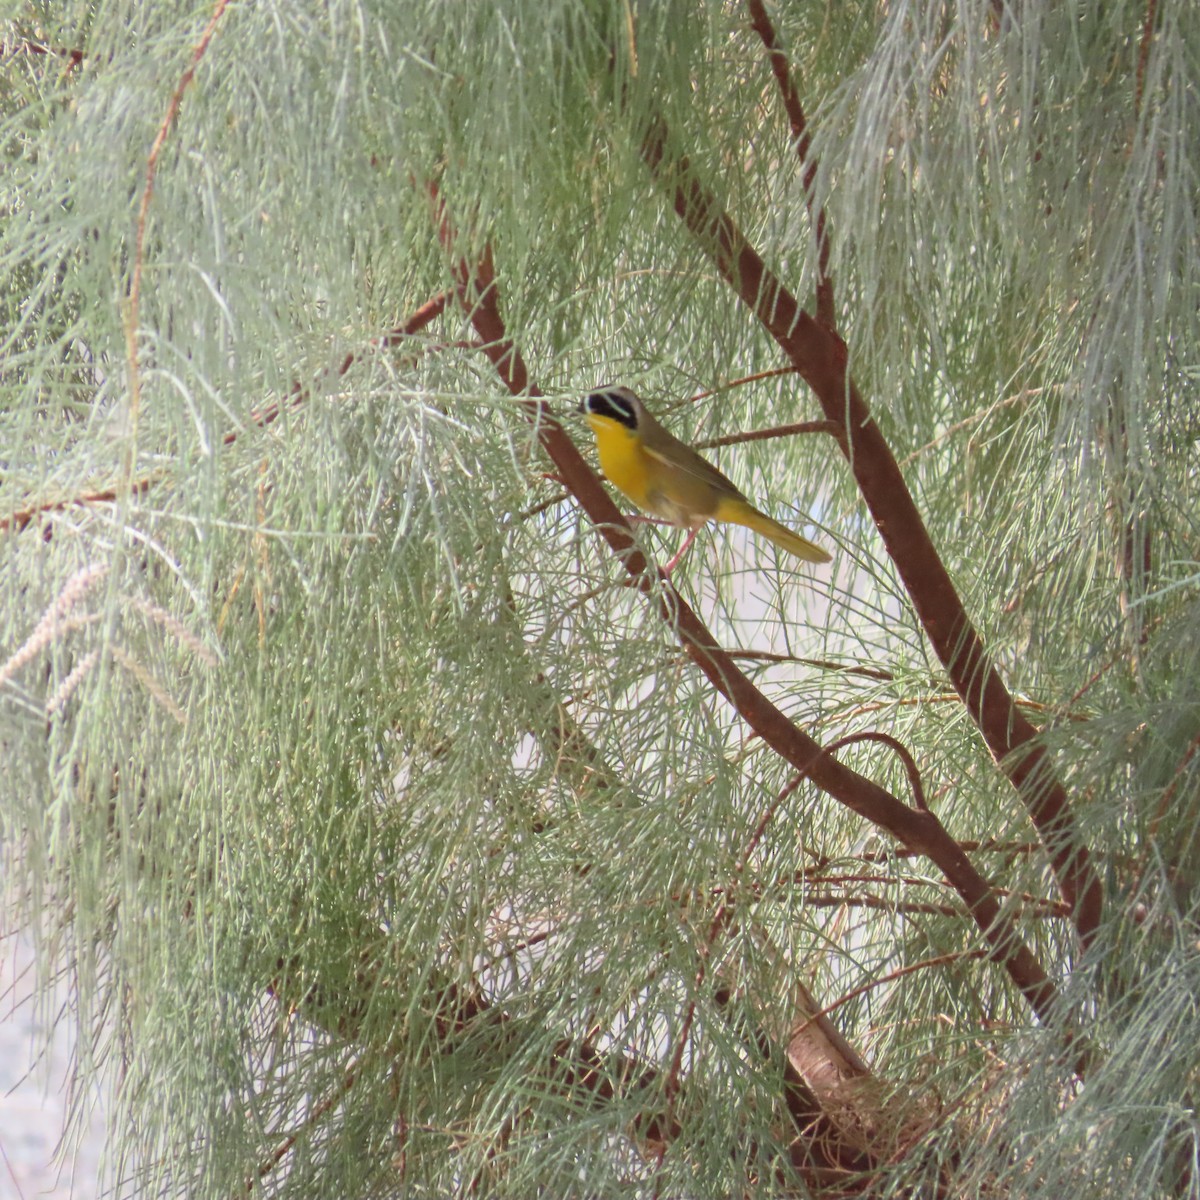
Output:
(587, 415), (657, 512)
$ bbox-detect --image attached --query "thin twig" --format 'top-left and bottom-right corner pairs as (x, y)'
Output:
(1148, 728), (1200, 841)
(698, 419), (842, 451)
(249, 1060), (359, 1189)
(899, 388), (1045, 467)
(814, 691), (1076, 728)
(724, 648), (894, 682)
(689, 367), (802, 402)
(824, 730), (928, 812)
(664, 769), (809, 1126)
(1135, 0), (1158, 118)
(2, 478), (162, 538)
(811, 838), (1043, 864)
(791, 951), (991, 1038)
(3, 293), (449, 538)
(220, 291), (450, 447)
(782, 872), (1069, 919)
(4, 38), (85, 73)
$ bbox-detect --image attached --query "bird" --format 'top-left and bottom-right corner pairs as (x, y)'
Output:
(579, 386), (831, 573)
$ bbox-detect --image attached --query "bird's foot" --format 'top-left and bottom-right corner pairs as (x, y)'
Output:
(660, 528), (699, 575)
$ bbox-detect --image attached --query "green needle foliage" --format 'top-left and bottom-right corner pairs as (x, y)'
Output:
(2, 1), (1198, 1196)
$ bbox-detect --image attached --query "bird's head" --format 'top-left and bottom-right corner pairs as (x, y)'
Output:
(580, 387), (643, 435)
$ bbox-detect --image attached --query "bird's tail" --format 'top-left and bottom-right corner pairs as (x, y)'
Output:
(721, 499), (832, 564)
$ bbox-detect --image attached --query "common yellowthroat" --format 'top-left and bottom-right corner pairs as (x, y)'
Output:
(579, 387), (831, 572)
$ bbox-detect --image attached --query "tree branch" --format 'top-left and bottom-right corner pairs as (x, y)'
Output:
(431, 195), (1066, 1032)
(699, 419), (842, 450)
(746, 0), (834, 328)
(640, 121), (1103, 950)
(824, 730), (928, 812)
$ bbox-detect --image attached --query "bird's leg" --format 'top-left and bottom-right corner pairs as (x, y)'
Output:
(623, 515), (696, 574)
(661, 527), (700, 575)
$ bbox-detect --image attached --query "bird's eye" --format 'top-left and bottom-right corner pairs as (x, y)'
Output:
(587, 390), (637, 429)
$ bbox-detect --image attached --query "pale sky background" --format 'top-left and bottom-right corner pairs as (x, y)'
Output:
(2, 933), (107, 1200)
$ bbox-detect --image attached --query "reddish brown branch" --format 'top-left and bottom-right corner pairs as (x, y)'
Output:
(249, 1060), (359, 1189)
(746, 0), (834, 328)
(433, 200), (1063, 1031)
(377, 293), (453, 350)
(682, 18), (1102, 942)
(786, 888), (1067, 921)
(5, 39), (85, 73)
(816, 838), (1043, 864)
(780, 871), (1070, 919)
(716, 7), (1099, 940)
(431, 193), (648, 574)
(641, 124), (1102, 950)
(825, 730), (928, 812)
(690, 366), (803, 401)
(220, 292), (450, 446)
(700, 419), (842, 450)
(1, 478), (159, 538)
(725, 649), (894, 682)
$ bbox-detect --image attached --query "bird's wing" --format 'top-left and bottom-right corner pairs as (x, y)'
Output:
(642, 436), (748, 505)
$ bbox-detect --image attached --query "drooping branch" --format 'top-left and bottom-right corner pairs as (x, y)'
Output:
(640, 117), (1103, 950)
(123, 0), (231, 493)
(1, 293), (450, 538)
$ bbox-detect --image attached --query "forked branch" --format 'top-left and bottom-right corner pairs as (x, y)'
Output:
(641, 99), (1103, 948)
(432, 192), (1064, 1032)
